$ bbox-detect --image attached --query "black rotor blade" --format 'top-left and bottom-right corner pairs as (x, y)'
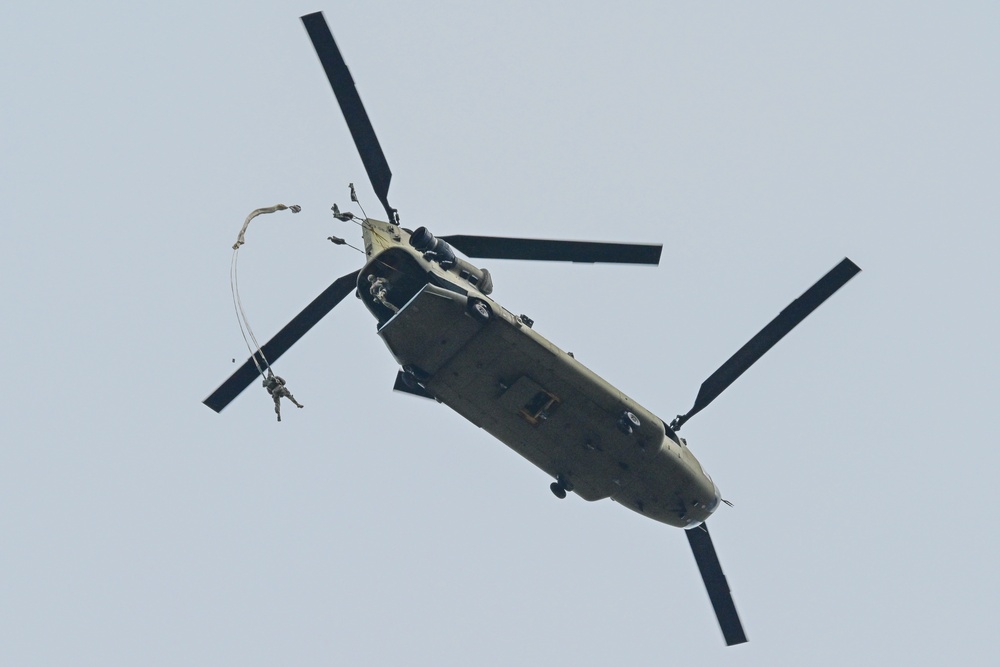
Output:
(203, 270), (360, 413)
(686, 523), (747, 646)
(674, 257), (860, 429)
(301, 12), (395, 222)
(440, 235), (662, 265)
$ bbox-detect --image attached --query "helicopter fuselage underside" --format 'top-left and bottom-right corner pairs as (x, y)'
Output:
(363, 242), (719, 528)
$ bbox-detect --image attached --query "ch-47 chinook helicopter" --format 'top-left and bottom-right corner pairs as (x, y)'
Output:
(205, 11), (861, 647)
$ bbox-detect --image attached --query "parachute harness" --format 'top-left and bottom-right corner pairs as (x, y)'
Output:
(230, 204), (301, 379)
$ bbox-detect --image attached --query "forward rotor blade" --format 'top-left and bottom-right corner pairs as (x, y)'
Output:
(674, 257), (860, 429)
(686, 523), (747, 646)
(440, 235), (662, 265)
(301, 12), (395, 222)
(203, 270), (360, 412)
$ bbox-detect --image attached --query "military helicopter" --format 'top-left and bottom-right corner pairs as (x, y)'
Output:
(205, 11), (861, 647)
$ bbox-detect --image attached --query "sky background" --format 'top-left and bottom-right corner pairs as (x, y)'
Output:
(2, 1), (998, 665)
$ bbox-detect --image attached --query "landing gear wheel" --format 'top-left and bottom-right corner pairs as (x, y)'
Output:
(468, 298), (492, 323)
(617, 410), (641, 435)
(550, 482), (567, 499)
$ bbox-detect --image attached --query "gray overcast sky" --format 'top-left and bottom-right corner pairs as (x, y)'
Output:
(2, 1), (998, 665)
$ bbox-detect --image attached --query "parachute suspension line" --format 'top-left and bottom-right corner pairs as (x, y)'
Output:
(333, 202), (376, 234)
(229, 204), (302, 378)
(330, 182), (381, 253)
(348, 183), (365, 216)
(326, 232), (365, 254)
(230, 248), (268, 376)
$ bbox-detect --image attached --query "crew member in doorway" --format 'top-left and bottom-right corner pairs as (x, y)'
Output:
(368, 275), (398, 313)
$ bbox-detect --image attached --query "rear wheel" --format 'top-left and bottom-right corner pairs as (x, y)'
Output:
(617, 411), (641, 434)
(468, 298), (492, 323)
(550, 482), (567, 499)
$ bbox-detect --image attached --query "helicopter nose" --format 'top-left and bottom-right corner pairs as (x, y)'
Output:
(707, 480), (722, 514)
(682, 479), (723, 528)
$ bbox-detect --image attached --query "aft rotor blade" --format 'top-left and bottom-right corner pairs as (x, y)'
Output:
(686, 523), (747, 646)
(674, 257), (860, 429)
(440, 235), (662, 265)
(203, 270), (360, 412)
(301, 12), (395, 222)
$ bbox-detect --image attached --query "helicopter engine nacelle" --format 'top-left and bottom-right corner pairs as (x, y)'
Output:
(410, 226), (493, 295)
(410, 226), (456, 267)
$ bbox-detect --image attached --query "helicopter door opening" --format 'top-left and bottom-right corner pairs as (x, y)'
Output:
(360, 247), (429, 322)
(499, 376), (561, 427)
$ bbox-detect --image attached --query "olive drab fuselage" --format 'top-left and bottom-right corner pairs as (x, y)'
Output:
(358, 217), (721, 528)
